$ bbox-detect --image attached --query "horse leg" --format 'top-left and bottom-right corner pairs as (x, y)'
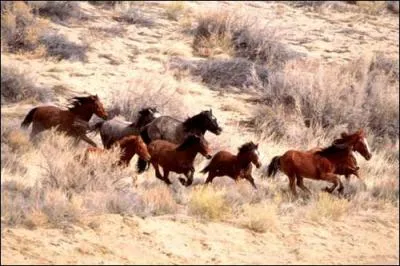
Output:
(288, 175), (298, 198)
(79, 135), (97, 147)
(244, 174), (257, 189)
(296, 175), (311, 195)
(322, 173), (343, 194)
(152, 162), (165, 182)
(162, 169), (172, 185)
(353, 170), (367, 190)
(204, 171), (217, 185)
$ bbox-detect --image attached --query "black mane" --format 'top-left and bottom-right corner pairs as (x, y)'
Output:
(176, 135), (201, 151)
(238, 142), (257, 155)
(316, 142), (350, 157)
(67, 96), (93, 111)
(134, 107), (158, 128)
(182, 112), (208, 132)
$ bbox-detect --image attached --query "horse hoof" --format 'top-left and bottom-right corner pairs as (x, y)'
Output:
(178, 178), (186, 186)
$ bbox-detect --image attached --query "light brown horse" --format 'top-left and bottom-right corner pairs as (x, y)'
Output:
(267, 129), (372, 197)
(201, 141), (262, 189)
(83, 135), (151, 167)
(308, 130), (372, 181)
(147, 135), (212, 186)
(21, 95), (107, 147)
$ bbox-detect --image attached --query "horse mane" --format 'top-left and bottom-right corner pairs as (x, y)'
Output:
(134, 108), (154, 127)
(238, 142), (256, 155)
(176, 135), (200, 151)
(67, 96), (93, 111)
(316, 141), (350, 157)
(182, 112), (206, 131)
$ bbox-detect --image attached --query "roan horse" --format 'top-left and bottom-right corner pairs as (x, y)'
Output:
(82, 135), (151, 167)
(147, 134), (212, 186)
(137, 109), (222, 173)
(267, 129), (372, 197)
(201, 141), (262, 189)
(21, 95), (107, 147)
(91, 107), (160, 149)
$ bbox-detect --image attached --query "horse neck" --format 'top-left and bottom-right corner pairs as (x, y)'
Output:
(236, 152), (253, 169)
(70, 105), (94, 121)
(183, 115), (206, 134)
(176, 146), (199, 163)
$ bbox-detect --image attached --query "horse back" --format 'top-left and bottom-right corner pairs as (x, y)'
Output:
(146, 116), (184, 144)
(280, 150), (334, 179)
(33, 106), (73, 129)
(207, 151), (237, 176)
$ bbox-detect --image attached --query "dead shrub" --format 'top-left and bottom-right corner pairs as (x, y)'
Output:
(1, 1), (45, 52)
(28, 1), (87, 23)
(39, 32), (89, 62)
(140, 185), (178, 216)
(168, 57), (269, 91)
(164, 1), (186, 21)
(113, 7), (154, 27)
(108, 72), (189, 121)
(1, 64), (52, 105)
(237, 203), (277, 233)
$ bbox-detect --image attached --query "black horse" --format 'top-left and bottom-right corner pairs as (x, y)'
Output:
(137, 109), (222, 173)
(92, 107), (160, 149)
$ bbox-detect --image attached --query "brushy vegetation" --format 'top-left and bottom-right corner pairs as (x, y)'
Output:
(168, 57), (269, 91)
(164, 1), (186, 21)
(191, 11), (304, 69)
(39, 32), (89, 62)
(28, 1), (87, 23)
(1, 1), (45, 52)
(112, 7), (155, 27)
(107, 71), (189, 121)
(1, 64), (52, 105)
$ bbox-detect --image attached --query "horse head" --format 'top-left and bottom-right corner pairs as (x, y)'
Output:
(238, 141), (262, 168)
(136, 107), (161, 128)
(199, 109), (222, 135)
(336, 129), (371, 160)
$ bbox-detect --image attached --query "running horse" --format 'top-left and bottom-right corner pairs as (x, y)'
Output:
(21, 95), (107, 147)
(267, 129), (372, 197)
(91, 107), (160, 149)
(82, 135), (151, 167)
(137, 109), (222, 173)
(201, 141), (262, 189)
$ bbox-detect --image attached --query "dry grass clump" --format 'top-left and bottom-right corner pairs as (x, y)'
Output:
(113, 7), (155, 27)
(39, 32), (89, 62)
(237, 203), (277, 233)
(192, 10), (303, 69)
(188, 186), (231, 221)
(251, 55), (399, 147)
(164, 1), (186, 21)
(168, 57), (269, 91)
(108, 72), (189, 121)
(139, 185), (179, 216)
(28, 1), (87, 23)
(88, 25), (127, 39)
(308, 193), (350, 221)
(1, 64), (52, 105)
(1, 1), (46, 53)
(88, 1), (122, 9)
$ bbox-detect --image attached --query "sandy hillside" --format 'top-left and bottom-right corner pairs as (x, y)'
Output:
(1, 1), (399, 265)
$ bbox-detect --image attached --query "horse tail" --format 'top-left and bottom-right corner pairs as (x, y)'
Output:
(200, 164), (210, 174)
(140, 126), (151, 144)
(136, 127), (151, 173)
(267, 156), (281, 178)
(21, 107), (38, 128)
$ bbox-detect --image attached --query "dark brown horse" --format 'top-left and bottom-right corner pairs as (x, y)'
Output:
(21, 95), (107, 147)
(308, 130), (372, 181)
(201, 142), (262, 189)
(83, 135), (151, 167)
(267, 129), (372, 197)
(147, 135), (212, 186)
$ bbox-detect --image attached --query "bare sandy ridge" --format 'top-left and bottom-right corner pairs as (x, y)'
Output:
(1, 1), (399, 265)
(2, 208), (398, 265)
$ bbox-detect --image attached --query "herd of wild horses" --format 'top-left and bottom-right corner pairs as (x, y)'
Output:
(20, 95), (372, 196)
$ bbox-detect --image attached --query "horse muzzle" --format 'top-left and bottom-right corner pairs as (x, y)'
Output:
(366, 153), (372, 161)
(215, 127), (222, 135)
(256, 161), (262, 168)
(206, 154), (212, 159)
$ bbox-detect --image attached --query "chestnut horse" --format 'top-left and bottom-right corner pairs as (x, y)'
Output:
(201, 142), (262, 189)
(82, 135), (151, 167)
(21, 95), (107, 147)
(147, 135), (212, 186)
(267, 129), (372, 197)
(308, 130), (372, 181)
